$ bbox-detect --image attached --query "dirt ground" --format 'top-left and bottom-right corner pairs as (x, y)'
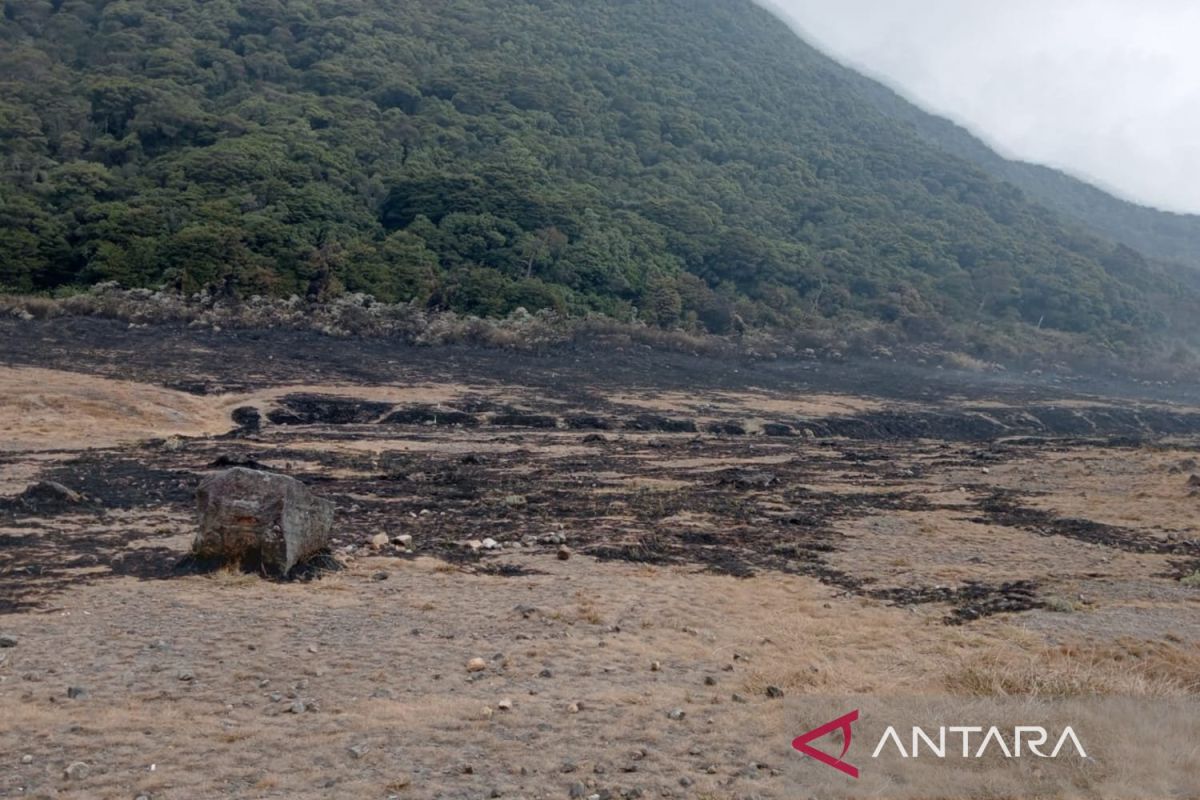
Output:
(1, 319), (1199, 799)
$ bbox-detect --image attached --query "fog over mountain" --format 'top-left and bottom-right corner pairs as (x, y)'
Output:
(763, 0), (1200, 215)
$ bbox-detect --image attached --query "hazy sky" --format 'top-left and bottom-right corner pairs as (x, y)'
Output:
(761, 0), (1200, 214)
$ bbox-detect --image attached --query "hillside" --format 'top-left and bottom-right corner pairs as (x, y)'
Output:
(0, 0), (1196, 356)
(855, 78), (1200, 274)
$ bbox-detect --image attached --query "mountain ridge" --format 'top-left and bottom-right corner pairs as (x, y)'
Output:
(0, 0), (1196, 362)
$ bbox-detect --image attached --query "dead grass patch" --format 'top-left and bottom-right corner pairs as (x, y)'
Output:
(946, 639), (1200, 697)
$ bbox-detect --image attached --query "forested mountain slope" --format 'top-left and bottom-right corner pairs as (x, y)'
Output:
(0, 0), (1195, 355)
(856, 78), (1200, 274)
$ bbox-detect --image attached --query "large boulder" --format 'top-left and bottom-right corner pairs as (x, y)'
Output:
(194, 468), (334, 575)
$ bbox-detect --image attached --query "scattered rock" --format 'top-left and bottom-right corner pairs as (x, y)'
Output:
(393, 534), (413, 548)
(557, 545), (571, 560)
(731, 692), (748, 703)
(703, 675), (716, 686)
(20, 755), (32, 765)
(503, 494), (527, 508)
(467, 657), (488, 673)
(177, 669), (195, 682)
(372, 571), (390, 581)
(481, 537), (500, 550)
(369, 532), (389, 549)
(667, 708), (686, 720)
(765, 685), (784, 699)
(463, 540), (484, 553)
(12, 481), (84, 511)
(650, 661), (661, 672)
(193, 468), (335, 575)
(64, 761), (89, 780)
(348, 744), (370, 760)
(569, 781), (587, 798)
(567, 702), (581, 714)
(497, 698), (514, 712)
(0, 634), (17, 648)
(1188, 474), (1200, 488)
(539, 668), (553, 678)
(66, 686), (88, 700)
(288, 700), (307, 714)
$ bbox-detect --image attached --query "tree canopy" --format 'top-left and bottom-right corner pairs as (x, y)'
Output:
(1, 0), (1194, 350)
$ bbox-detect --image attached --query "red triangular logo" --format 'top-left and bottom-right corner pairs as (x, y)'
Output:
(791, 709), (860, 779)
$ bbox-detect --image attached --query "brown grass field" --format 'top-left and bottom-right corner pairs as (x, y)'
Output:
(1, 318), (1198, 799)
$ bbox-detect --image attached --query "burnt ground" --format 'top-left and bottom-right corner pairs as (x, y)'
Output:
(2, 319), (1200, 799)
(3, 317), (1200, 623)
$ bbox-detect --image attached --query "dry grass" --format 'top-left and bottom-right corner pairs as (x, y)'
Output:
(945, 639), (1200, 697)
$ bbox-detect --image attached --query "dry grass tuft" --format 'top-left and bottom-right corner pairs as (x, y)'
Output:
(946, 639), (1200, 697)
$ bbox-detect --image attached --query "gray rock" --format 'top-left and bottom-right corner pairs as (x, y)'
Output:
(20, 755), (32, 765)
(64, 761), (89, 780)
(194, 468), (334, 575)
(0, 634), (17, 648)
(15, 481), (84, 510)
(667, 708), (686, 720)
(569, 782), (587, 798)
(67, 686), (88, 700)
(765, 685), (784, 699)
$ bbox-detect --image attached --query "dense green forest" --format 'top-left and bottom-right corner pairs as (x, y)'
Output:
(0, 0), (1196, 351)
(856, 77), (1200, 275)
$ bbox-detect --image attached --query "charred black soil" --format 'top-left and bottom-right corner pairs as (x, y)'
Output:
(3, 318), (1200, 629)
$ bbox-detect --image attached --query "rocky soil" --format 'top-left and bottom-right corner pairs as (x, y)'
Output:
(1, 318), (1199, 799)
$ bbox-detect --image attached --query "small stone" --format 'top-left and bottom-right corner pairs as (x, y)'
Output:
(20, 755), (32, 765)
(703, 676), (716, 686)
(369, 532), (389, 549)
(567, 702), (581, 714)
(765, 685), (784, 699)
(503, 494), (527, 508)
(498, 698), (514, 711)
(481, 537), (500, 550)
(539, 668), (553, 678)
(569, 782), (587, 798)
(348, 744), (369, 759)
(0, 634), (17, 648)
(393, 534), (413, 547)
(289, 700), (307, 714)
(464, 539), (484, 553)
(731, 693), (748, 703)
(482, 706), (494, 719)
(372, 571), (390, 581)
(67, 686), (88, 700)
(557, 545), (571, 560)
(64, 761), (89, 780)
(177, 670), (195, 682)
(679, 776), (694, 788)
(467, 657), (488, 673)
(650, 661), (661, 672)
(667, 708), (686, 721)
